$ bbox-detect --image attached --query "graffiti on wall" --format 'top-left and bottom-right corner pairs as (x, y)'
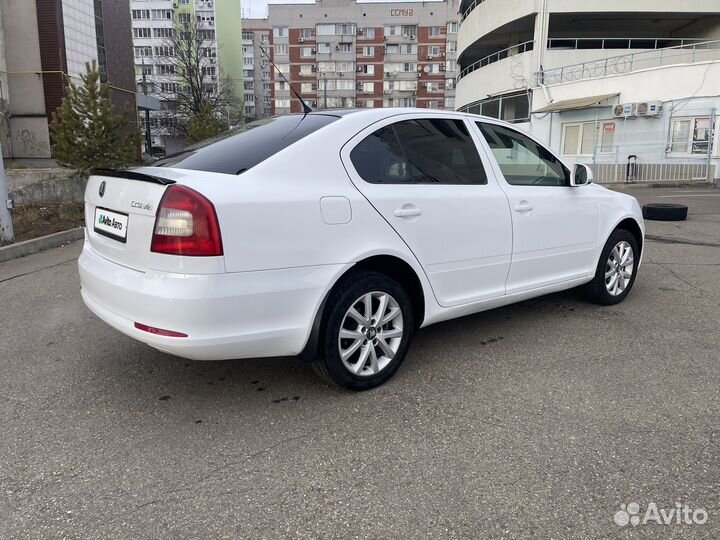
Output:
(14, 128), (50, 158)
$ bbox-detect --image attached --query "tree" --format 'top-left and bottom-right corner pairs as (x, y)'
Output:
(186, 102), (225, 145)
(50, 62), (141, 174)
(155, 18), (241, 142)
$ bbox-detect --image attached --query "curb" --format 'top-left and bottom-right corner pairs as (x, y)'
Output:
(0, 227), (85, 263)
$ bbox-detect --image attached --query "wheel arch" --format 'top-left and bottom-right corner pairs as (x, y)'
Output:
(613, 217), (644, 257)
(299, 254), (427, 361)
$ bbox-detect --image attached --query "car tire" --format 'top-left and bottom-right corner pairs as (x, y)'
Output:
(642, 203), (688, 221)
(313, 271), (414, 390)
(584, 229), (639, 305)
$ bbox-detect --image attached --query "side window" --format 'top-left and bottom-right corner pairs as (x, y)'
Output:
(477, 122), (570, 187)
(350, 118), (487, 185)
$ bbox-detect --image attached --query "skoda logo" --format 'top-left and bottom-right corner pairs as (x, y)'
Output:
(99, 181), (106, 197)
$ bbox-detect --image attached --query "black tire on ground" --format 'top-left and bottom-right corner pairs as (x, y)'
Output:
(312, 271), (414, 391)
(584, 229), (640, 305)
(642, 203), (688, 221)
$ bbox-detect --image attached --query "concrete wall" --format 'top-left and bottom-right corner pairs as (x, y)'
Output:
(5, 167), (86, 205)
(455, 50), (536, 108)
(0, 0), (51, 159)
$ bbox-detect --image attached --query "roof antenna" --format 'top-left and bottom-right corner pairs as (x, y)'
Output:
(259, 45), (312, 115)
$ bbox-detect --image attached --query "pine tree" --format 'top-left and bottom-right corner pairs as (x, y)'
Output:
(185, 102), (225, 145)
(50, 62), (141, 174)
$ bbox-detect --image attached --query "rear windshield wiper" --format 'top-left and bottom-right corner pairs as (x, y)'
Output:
(91, 168), (176, 186)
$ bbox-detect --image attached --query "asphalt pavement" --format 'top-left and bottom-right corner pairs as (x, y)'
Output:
(0, 184), (718, 539)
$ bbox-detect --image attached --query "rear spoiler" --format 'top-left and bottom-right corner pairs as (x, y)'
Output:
(91, 168), (176, 186)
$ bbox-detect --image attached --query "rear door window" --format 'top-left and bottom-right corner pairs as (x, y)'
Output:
(350, 118), (487, 185)
(153, 114), (340, 175)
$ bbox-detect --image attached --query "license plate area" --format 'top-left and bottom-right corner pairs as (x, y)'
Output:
(94, 207), (129, 243)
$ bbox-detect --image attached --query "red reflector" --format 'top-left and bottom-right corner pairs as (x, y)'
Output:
(134, 322), (188, 338)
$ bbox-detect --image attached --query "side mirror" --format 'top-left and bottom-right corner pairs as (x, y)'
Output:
(571, 163), (593, 186)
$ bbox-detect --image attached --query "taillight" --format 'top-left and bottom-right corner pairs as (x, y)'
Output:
(151, 185), (223, 256)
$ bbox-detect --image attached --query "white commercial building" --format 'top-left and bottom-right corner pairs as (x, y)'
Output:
(456, 1), (720, 183)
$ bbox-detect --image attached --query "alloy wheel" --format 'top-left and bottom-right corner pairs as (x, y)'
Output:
(338, 291), (404, 377)
(605, 240), (634, 296)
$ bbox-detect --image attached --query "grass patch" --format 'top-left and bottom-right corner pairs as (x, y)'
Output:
(11, 202), (85, 242)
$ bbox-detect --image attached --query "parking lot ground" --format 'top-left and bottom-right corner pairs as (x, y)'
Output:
(0, 184), (719, 539)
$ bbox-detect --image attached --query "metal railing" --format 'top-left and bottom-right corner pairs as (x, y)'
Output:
(460, 0), (489, 23)
(547, 37), (711, 51)
(458, 40), (534, 81)
(538, 39), (720, 85)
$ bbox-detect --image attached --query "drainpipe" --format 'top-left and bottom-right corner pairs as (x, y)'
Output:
(707, 107), (716, 184)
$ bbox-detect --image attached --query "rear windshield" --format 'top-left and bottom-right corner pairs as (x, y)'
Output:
(153, 114), (340, 175)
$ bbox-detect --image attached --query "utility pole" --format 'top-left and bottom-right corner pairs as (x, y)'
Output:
(0, 143), (14, 245)
(141, 57), (152, 155)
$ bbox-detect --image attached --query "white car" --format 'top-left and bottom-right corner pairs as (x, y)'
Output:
(79, 109), (644, 390)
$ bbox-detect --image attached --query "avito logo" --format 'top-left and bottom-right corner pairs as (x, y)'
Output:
(98, 214), (123, 231)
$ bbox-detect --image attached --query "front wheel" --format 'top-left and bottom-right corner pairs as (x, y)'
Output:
(584, 229), (639, 305)
(313, 271), (414, 390)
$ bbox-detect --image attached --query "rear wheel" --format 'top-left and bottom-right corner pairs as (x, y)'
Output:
(313, 271), (414, 390)
(584, 229), (639, 305)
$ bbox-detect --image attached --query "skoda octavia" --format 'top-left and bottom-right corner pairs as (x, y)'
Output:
(79, 109), (644, 389)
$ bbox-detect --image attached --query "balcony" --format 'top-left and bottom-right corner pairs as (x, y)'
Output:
(457, 0), (535, 58)
(456, 47), (535, 109)
(458, 41), (534, 81)
(537, 39), (720, 86)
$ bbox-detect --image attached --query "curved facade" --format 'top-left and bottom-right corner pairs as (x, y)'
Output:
(456, 0), (720, 183)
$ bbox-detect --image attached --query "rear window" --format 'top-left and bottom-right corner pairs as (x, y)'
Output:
(153, 114), (340, 175)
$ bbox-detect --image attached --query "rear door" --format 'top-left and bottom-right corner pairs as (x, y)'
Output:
(84, 171), (170, 271)
(341, 114), (513, 307)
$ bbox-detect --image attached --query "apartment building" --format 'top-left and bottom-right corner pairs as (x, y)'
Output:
(456, 0), (720, 183)
(241, 19), (273, 121)
(0, 0), (134, 159)
(242, 0), (460, 118)
(130, 0), (243, 152)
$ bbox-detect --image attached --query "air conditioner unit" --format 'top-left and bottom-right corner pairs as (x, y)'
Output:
(410, 35), (416, 40)
(412, 91), (417, 96)
(357, 29), (363, 35)
(384, 71), (392, 77)
(335, 45), (340, 50)
(299, 38), (304, 43)
(356, 66), (363, 72)
(338, 72), (344, 76)
(384, 90), (391, 95)
(311, 48), (316, 53)
(311, 65), (317, 72)
(426, 55), (432, 60)
(417, 72), (422, 78)
(636, 100), (662, 117)
(614, 103), (637, 118)
(439, 65), (445, 71)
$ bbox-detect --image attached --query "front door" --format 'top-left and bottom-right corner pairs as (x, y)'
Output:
(342, 115), (513, 307)
(475, 121), (599, 294)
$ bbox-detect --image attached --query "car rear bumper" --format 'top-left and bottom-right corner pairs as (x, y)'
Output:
(78, 242), (349, 360)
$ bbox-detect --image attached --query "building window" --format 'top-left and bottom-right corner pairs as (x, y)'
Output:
(134, 46), (152, 57)
(401, 25), (417, 37)
(299, 64), (314, 75)
(359, 64), (374, 75)
(360, 46), (374, 57)
(429, 26), (442, 37)
(153, 28), (174, 39)
(428, 45), (441, 57)
(670, 117), (714, 154)
(317, 43), (331, 54)
(426, 100), (439, 109)
(447, 41), (457, 53)
(242, 32), (254, 40)
(361, 82), (374, 93)
(336, 61), (354, 72)
(154, 46), (174, 57)
(244, 81), (254, 90)
(445, 78), (455, 90)
(131, 10), (150, 20)
(444, 96), (455, 109)
(361, 27), (375, 39)
(300, 47), (314, 58)
(364, 100), (374, 108)
(276, 98), (291, 108)
(274, 44), (289, 55)
(151, 9), (172, 20)
(461, 92), (530, 123)
(318, 61), (335, 73)
(447, 22), (459, 34)
(300, 82), (314, 93)
(300, 28), (314, 39)
(425, 81), (440, 92)
(562, 122), (616, 156)
(273, 27), (288, 38)
(133, 28), (151, 38)
(178, 13), (191, 24)
(337, 43), (352, 53)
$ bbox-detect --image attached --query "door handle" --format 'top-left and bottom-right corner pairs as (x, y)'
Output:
(394, 206), (422, 218)
(514, 201), (533, 213)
